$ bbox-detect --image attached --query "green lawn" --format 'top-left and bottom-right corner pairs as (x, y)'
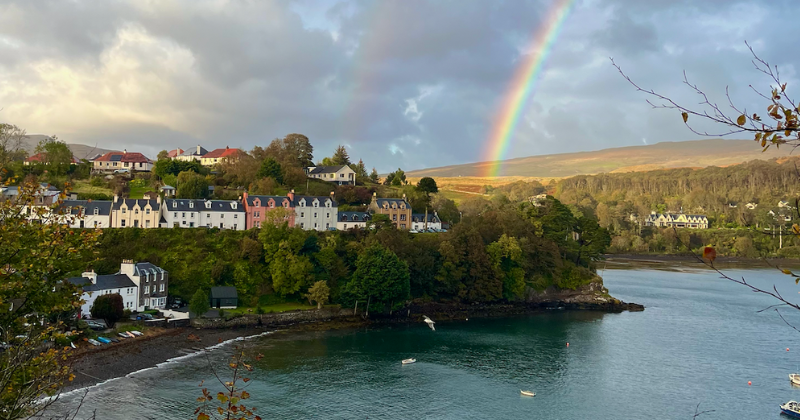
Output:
(71, 180), (113, 197)
(128, 184), (149, 199)
(224, 302), (316, 315)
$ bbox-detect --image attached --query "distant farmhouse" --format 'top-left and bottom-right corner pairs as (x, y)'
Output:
(645, 212), (709, 229)
(305, 165), (356, 185)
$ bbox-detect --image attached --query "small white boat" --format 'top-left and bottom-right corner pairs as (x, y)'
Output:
(70, 342), (76, 349)
(402, 358), (416, 364)
(129, 330), (143, 336)
(781, 401), (800, 418)
(520, 390), (536, 397)
(791, 374), (800, 386)
(87, 339), (101, 346)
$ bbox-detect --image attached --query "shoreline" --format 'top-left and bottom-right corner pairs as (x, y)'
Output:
(63, 300), (641, 393)
(603, 254), (800, 269)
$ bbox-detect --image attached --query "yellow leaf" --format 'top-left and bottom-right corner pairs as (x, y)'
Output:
(681, 112), (688, 123)
(197, 414), (210, 420)
(737, 115), (746, 125)
(783, 269), (793, 275)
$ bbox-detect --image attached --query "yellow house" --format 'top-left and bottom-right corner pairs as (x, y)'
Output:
(111, 196), (162, 228)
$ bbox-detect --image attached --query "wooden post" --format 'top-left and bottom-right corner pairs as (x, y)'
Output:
(353, 300), (358, 315)
(365, 296), (371, 318)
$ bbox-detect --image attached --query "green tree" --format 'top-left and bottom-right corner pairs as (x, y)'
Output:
(370, 168), (379, 183)
(270, 248), (314, 297)
(306, 280), (330, 309)
(389, 168), (407, 186)
(265, 133), (314, 168)
(332, 145), (351, 166)
(417, 177), (439, 194)
(33, 137), (73, 175)
(157, 150), (169, 161)
(90, 294), (124, 328)
(256, 158), (283, 184)
(0, 181), (100, 418)
(0, 123), (28, 166)
(177, 170), (209, 199)
(190, 289), (210, 318)
(487, 234), (526, 300)
(348, 244), (410, 312)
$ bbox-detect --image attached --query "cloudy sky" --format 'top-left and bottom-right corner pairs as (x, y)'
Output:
(0, 0), (797, 172)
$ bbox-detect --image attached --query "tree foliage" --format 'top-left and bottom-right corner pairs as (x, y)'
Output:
(331, 145), (351, 166)
(177, 171), (210, 199)
(90, 294), (124, 328)
(0, 124), (28, 166)
(256, 158), (283, 184)
(306, 280), (330, 309)
(0, 181), (100, 417)
(416, 177), (439, 194)
(347, 244), (410, 311)
(190, 289), (210, 317)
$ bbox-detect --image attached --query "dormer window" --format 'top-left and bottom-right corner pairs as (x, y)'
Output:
(301, 200), (305, 207)
(189, 201), (194, 208)
(254, 199), (260, 207)
(270, 201), (274, 208)
(93, 207), (99, 215)
(314, 201), (319, 208)
(172, 201), (177, 208)
(205, 201), (212, 209)
(231, 202), (237, 210)
(326, 201), (331, 208)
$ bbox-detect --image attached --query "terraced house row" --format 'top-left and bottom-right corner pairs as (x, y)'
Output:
(7, 185), (442, 231)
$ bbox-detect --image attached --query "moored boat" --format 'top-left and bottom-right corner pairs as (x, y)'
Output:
(87, 339), (101, 346)
(790, 374), (800, 386)
(402, 358), (416, 364)
(130, 330), (143, 336)
(97, 337), (111, 344)
(520, 390), (536, 397)
(782, 401), (800, 418)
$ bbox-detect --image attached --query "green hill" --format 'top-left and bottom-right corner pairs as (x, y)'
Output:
(408, 139), (786, 178)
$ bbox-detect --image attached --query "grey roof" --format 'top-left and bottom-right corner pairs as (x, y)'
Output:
(245, 195), (291, 206)
(293, 195), (337, 207)
(133, 262), (167, 276)
(375, 198), (408, 208)
(160, 185), (175, 191)
(200, 200), (244, 212)
(165, 199), (203, 212)
(60, 200), (112, 216)
(112, 198), (160, 211)
(68, 274), (137, 292)
(0, 186), (18, 196)
(179, 146), (208, 157)
(412, 213), (440, 223)
(339, 211), (370, 222)
(210, 286), (238, 299)
(307, 165), (349, 174)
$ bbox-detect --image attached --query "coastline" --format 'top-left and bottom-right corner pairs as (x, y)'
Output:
(603, 254), (800, 269)
(63, 298), (642, 394)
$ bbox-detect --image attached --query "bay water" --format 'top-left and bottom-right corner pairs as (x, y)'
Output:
(54, 267), (800, 419)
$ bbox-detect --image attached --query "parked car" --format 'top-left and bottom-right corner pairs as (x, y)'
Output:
(409, 229), (419, 234)
(85, 320), (107, 331)
(136, 313), (155, 321)
(113, 168), (130, 174)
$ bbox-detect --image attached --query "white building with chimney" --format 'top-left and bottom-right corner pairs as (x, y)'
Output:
(68, 260), (169, 315)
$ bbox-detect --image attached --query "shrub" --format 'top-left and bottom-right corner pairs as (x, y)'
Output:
(91, 294), (124, 328)
(189, 289), (210, 318)
(218, 308), (225, 318)
(256, 306), (265, 315)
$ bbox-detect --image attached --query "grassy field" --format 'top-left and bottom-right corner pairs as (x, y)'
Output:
(223, 302), (316, 315)
(71, 179), (113, 197)
(128, 184), (149, 199)
(436, 189), (479, 205)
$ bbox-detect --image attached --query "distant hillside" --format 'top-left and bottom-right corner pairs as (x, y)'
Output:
(408, 139), (787, 178)
(20, 135), (114, 160)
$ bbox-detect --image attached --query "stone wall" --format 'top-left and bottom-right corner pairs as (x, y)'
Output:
(191, 307), (353, 329)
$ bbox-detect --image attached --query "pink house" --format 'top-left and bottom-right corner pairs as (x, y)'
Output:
(242, 191), (295, 229)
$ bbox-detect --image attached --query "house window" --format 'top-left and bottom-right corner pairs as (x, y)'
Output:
(300, 223), (304, 228)
(314, 213), (318, 218)
(326, 223), (329, 228)
(174, 212), (178, 217)
(221, 214), (224, 219)
(220, 223), (224, 228)
(144, 286), (149, 294)
(135, 209), (139, 215)
(400, 214), (406, 221)
(401, 224), (406, 229)
(122, 208), (127, 214)
(160, 284), (165, 292)
(393, 215), (397, 221)
(254, 211), (260, 217)
(182, 212), (185, 217)
(314, 223), (317, 228)
(93, 207), (99, 215)
(344, 224), (348, 229)
(234, 214), (237, 219)
(191, 213), (194, 218)
(190, 222), (194, 227)
(182, 221), (186, 225)
(207, 214), (210, 218)
(314, 201), (318, 207)
(94, 221), (98, 227)
(146, 208), (150, 215)
(121, 220), (126, 227)
(233, 224), (237, 229)
(326, 213), (330, 219)
(145, 220), (150, 228)
(301, 212), (305, 218)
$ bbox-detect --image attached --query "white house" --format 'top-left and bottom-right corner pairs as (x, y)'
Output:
(92, 150), (153, 173)
(199, 200), (245, 230)
(162, 199), (201, 228)
(293, 194), (338, 231)
(304, 165), (356, 185)
(68, 270), (139, 316)
(644, 212), (709, 229)
(411, 212), (442, 231)
(337, 211), (370, 230)
(59, 200), (112, 228)
(174, 145), (208, 162)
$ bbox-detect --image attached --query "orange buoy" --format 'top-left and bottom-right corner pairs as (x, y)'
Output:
(748, 381), (752, 386)
(566, 342), (569, 347)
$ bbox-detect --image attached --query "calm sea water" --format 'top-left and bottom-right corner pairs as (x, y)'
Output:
(54, 267), (800, 419)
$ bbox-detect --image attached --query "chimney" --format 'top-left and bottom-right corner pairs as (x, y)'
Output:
(330, 191), (335, 198)
(123, 149), (127, 154)
(197, 145), (201, 154)
(120, 259), (135, 277)
(288, 189), (295, 203)
(402, 193), (407, 200)
(157, 195), (162, 204)
(113, 194), (119, 203)
(82, 270), (97, 285)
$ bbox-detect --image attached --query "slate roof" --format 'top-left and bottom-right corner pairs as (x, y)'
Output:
(59, 200), (112, 216)
(179, 146), (208, 157)
(307, 165), (350, 174)
(111, 198), (160, 211)
(339, 211), (370, 222)
(202, 200), (245, 212)
(133, 262), (167, 276)
(375, 198), (408, 208)
(244, 195), (292, 207)
(165, 199), (202, 212)
(67, 274), (137, 292)
(293, 195), (338, 207)
(167, 148), (184, 158)
(412, 213), (440, 223)
(94, 151), (152, 163)
(210, 286), (238, 299)
(160, 185), (176, 191)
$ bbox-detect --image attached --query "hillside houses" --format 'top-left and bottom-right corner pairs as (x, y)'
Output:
(369, 193), (412, 229)
(305, 165), (356, 185)
(93, 150), (153, 173)
(68, 260), (169, 315)
(201, 147), (244, 166)
(644, 213), (709, 229)
(338, 211), (370, 230)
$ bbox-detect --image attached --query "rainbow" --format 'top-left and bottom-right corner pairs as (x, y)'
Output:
(481, 0), (575, 177)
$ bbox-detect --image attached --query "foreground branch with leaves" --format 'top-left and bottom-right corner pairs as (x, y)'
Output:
(195, 345), (263, 420)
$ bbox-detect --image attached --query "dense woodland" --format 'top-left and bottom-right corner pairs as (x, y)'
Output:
(482, 158), (800, 258)
(92, 196), (609, 309)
